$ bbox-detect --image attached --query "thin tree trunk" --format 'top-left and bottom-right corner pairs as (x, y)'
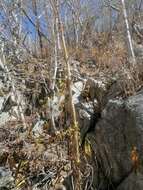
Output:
(60, 22), (81, 190)
(50, 1), (81, 188)
(49, 0), (62, 132)
(32, 0), (43, 57)
(121, 0), (136, 66)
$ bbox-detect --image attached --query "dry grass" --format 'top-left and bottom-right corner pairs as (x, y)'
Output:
(68, 33), (143, 98)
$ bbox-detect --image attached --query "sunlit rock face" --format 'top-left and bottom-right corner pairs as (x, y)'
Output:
(0, 58), (26, 127)
(0, 167), (14, 190)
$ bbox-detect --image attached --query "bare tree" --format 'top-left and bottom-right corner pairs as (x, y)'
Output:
(49, 0), (81, 189)
(61, 22), (81, 190)
(121, 0), (136, 66)
(32, 0), (43, 57)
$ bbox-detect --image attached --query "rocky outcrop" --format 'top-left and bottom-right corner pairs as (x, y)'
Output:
(75, 77), (118, 146)
(117, 172), (143, 190)
(85, 89), (143, 190)
(0, 58), (26, 127)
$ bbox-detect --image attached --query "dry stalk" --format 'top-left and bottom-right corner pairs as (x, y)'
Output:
(60, 21), (81, 190)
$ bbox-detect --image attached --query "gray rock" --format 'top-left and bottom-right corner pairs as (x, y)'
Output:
(76, 101), (95, 143)
(48, 95), (65, 119)
(0, 94), (18, 126)
(86, 89), (143, 189)
(0, 112), (10, 127)
(0, 95), (17, 113)
(72, 81), (85, 104)
(0, 167), (14, 189)
(85, 78), (106, 102)
(32, 120), (45, 137)
(84, 77), (116, 111)
(117, 173), (143, 190)
(134, 42), (143, 57)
